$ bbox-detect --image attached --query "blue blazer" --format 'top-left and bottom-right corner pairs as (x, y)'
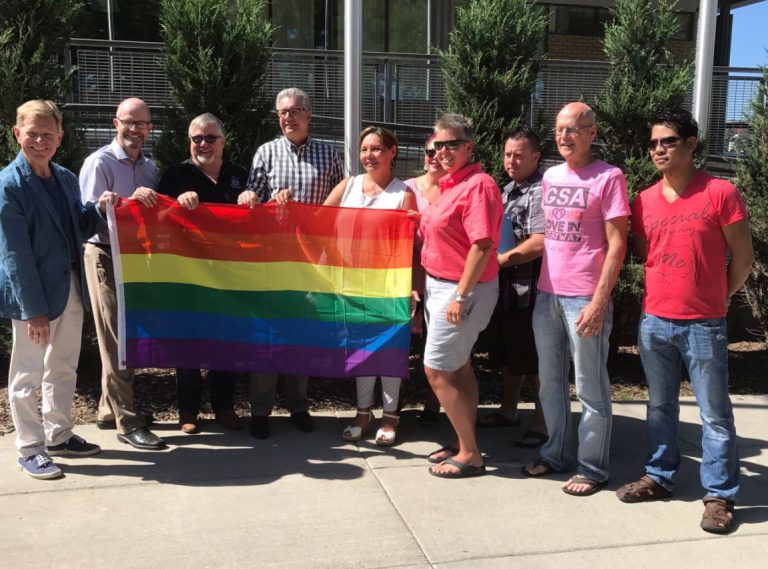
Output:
(0, 151), (105, 321)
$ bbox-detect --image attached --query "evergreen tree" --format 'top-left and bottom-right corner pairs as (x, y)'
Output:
(592, 0), (693, 330)
(0, 0), (85, 170)
(735, 65), (768, 339)
(155, 0), (275, 171)
(595, 0), (693, 197)
(438, 0), (548, 180)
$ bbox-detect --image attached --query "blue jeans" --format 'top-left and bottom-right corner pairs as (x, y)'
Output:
(638, 313), (739, 501)
(533, 292), (613, 482)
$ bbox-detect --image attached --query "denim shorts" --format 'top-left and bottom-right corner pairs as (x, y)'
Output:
(423, 275), (499, 372)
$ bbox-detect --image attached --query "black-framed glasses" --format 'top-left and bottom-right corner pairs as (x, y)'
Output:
(425, 148), (437, 158)
(115, 118), (150, 130)
(276, 107), (305, 118)
(648, 136), (682, 151)
(190, 134), (221, 145)
(554, 125), (593, 136)
(433, 139), (467, 151)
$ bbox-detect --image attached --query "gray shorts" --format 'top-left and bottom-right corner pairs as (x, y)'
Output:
(423, 275), (499, 372)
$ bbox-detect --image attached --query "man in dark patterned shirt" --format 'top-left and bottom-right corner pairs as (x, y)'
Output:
(238, 88), (345, 440)
(477, 128), (547, 449)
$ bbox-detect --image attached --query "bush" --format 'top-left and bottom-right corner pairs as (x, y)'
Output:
(154, 0), (276, 171)
(592, 0), (694, 344)
(0, 0), (85, 171)
(735, 65), (768, 340)
(438, 0), (548, 181)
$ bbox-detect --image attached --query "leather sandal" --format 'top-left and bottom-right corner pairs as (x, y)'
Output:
(616, 475), (673, 503)
(375, 412), (399, 447)
(700, 497), (735, 534)
(341, 409), (373, 442)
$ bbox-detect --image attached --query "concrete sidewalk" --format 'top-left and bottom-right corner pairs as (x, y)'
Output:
(1, 396), (766, 568)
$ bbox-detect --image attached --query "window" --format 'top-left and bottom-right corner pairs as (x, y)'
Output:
(549, 5), (611, 37)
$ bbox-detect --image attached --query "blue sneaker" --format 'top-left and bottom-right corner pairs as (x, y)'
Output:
(18, 453), (62, 480)
(47, 434), (101, 457)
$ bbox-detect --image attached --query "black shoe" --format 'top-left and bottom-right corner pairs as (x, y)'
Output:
(117, 427), (166, 450)
(290, 411), (314, 433)
(97, 412), (154, 431)
(250, 416), (270, 439)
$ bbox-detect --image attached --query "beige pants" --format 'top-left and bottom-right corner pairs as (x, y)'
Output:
(8, 273), (83, 458)
(83, 243), (145, 434)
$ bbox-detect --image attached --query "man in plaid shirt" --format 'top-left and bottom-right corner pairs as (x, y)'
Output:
(239, 87), (344, 439)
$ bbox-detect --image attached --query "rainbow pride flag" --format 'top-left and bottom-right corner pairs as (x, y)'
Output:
(108, 195), (414, 378)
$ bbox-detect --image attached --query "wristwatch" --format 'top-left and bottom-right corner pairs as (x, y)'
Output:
(454, 292), (468, 303)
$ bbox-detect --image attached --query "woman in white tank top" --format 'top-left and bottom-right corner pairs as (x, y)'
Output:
(324, 126), (417, 447)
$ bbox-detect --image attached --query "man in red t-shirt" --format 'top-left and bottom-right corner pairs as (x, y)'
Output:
(617, 108), (754, 535)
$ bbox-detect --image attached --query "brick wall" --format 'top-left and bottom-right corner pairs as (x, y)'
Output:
(547, 34), (695, 63)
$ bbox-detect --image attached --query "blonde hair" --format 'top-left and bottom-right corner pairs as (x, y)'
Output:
(16, 100), (62, 131)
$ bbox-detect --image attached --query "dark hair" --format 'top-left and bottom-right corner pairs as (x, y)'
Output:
(504, 127), (541, 153)
(359, 126), (398, 150)
(424, 132), (437, 147)
(650, 107), (698, 140)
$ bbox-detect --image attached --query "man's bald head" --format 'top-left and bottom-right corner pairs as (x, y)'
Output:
(116, 98), (151, 119)
(557, 102), (595, 125)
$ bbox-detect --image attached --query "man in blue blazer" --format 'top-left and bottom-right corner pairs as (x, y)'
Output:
(0, 100), (119, 479)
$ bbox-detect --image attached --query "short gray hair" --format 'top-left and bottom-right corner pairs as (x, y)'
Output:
(434, 113), (474, 141)
(275, 88), (312, 113)
(188, 113), (225, 138)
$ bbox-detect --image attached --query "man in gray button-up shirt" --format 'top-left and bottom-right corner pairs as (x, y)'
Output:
(238, 87), (345, 440)
(79, 98), (165, 450)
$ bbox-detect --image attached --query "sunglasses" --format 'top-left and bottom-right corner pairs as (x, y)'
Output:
(190, 135), (221, 144)
(433, 139), (467, 151)
(648, 136), (682, 151)
(425, 148), (437, 158)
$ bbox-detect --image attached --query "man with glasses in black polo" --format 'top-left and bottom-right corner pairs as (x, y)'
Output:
(80, 98), (165, 450)
(238, 87), (345, 440)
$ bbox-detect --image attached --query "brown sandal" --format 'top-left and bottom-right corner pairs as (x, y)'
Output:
(700, 497), (735, 534)
(616, 475), (673, 503)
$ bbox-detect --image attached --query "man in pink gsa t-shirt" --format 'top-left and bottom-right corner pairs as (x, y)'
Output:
(617, 108), (754, 535)
(522, 103), (630, 498)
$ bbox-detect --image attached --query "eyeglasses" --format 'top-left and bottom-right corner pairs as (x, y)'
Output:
(190, 134), (221, 145)
(554, 125), (593, 136)
(433, 139), (467, 151)
(648, 136), (682, 151)
(425, 148), (437, 158)
(115, 118), (150, 130)
(277, 107), (305, 118)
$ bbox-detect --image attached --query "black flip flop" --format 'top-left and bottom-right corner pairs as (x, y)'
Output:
(427, 445), (459, 464)
(513, 429), (549, 449)
(429, 457), (486, 479)
(477, 411), (521, 428)
(561, 474), (607, 496)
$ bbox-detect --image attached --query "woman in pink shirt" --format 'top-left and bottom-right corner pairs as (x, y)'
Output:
(404, 134), (446, 426)
(420, 114), (503, 478)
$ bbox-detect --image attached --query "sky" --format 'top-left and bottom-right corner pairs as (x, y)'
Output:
(729, 1), (768, 67)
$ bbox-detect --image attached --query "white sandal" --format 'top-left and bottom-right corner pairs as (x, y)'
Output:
(375, 412), (400, 447)
(342, 409), (373, 442)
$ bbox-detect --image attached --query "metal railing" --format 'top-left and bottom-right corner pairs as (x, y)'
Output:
(64, 39), (762, 166)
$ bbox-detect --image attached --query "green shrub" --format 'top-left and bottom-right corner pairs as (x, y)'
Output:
(154, 0), (276, 171)
(438, 0), (548, 181)
(735, 65), (768, 340)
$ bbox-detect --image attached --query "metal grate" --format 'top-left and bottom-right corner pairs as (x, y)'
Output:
(66, 40), (763, 163)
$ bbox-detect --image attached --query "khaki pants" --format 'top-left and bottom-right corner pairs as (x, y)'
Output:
(83, 243), (145, 434)
(8, 273), (83, 458)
